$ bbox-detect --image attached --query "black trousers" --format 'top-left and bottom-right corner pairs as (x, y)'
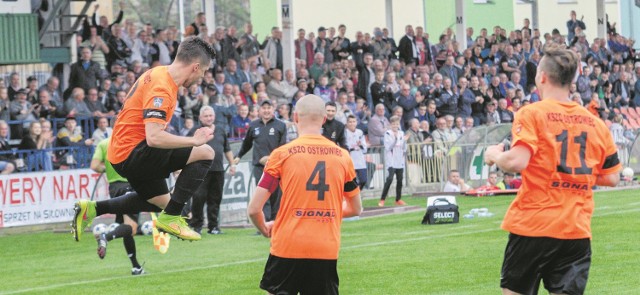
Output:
(381, 167), (404, 201)
(253, 165), (281, 222)
(189, 171), (224, 230)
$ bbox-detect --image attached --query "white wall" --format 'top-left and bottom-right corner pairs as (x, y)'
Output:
(0, 0), (31, 13)
(290, 0), (424, 39)
(513, 0), (620, 41)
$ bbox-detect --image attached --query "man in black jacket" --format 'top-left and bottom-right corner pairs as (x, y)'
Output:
(356, 53), (375, 108)
(322, 102), (347, 149)
(106, 24), (132, 70)
(69, 47), (103, 95)
(370, 71), (392, 111)
(398, 25), (418, 65)
(234, 99), (286, 222)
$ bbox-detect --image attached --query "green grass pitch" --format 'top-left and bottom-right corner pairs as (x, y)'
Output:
(0, 189), (638, 294)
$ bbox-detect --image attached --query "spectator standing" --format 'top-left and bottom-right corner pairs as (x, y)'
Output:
(345, 115), (368, 190)
(436, 77), (459, 117)
(378, 116), (407, 207)
(398, 25), (418, 65)
(239, 23), (261, 60)
(262, 27), (283, 71)
(81, 26), (110, 69)
(69, 47), (103, 94)
(6, 73), (21, 101)
(295, 28), (314, 67)
(415, 26), (432, 66)
(222, 26), (241, 65)
(211, 84), (236, 135)
(566, 10), (586, 43)
(315, 26), (333, 64)
(330, 24), (351, 61)
(184, 12), (206, 37)
(0, 88), (11, 123)
(397, 85), (425, 130)
(368, 103), (389, 145)
(106, 24), (132, 71)
(382, 27), (398, 59)
(355, 53), (375, 108)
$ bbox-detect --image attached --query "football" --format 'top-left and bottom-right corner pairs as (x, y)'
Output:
(92, 223), (107, 236)
(108, 223), (120, 233)
(140, 221), (154, 236)
(622, 167), (634, 181)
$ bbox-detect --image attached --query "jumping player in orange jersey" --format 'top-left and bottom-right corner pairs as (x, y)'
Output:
(72, 37), (216, 242)
(485, 44), (621, 295)
(248, 94), (363, 295)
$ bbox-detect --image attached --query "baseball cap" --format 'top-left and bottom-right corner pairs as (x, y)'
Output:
(318, 26), (326, 32)
(260, 99), (273, 106)
(16, 88), (28, 95)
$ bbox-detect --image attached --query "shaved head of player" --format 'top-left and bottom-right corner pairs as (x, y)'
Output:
(484, 44), (621, 295)
(293, 94), (327, 134)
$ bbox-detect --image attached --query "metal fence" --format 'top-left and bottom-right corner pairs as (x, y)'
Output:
(0, 146), (94, 172)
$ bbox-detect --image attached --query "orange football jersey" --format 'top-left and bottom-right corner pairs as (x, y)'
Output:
(502, 99), (621, 239)
(264, 134), (360, 259)
(108, 66), (178, 164)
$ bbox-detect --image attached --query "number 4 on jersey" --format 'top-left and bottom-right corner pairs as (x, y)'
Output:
(306, 161), (330, 201)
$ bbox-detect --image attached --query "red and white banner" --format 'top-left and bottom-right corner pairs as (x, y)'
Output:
(0, 169), (109, 228)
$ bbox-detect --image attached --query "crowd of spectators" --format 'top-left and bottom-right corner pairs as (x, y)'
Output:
(1, 6), (639, 177)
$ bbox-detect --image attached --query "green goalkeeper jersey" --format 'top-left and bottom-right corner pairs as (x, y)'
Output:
(93, 138), (128, 183)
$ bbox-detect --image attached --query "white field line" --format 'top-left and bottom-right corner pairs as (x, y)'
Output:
(2, 205), (638, 294)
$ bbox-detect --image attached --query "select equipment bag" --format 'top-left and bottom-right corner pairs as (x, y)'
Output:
(422, 197), (460, 224)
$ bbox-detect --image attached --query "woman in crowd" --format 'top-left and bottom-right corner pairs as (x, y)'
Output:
(19, 121), (53, 171)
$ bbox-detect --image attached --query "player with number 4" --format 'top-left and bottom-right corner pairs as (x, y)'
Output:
(248, 95), (362, 295)
(484, 44), (621, 295)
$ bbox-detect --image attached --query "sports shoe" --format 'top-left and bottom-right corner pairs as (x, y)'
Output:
(395, 200), (407, 206)
(208, 227), (223, 235)
(378, 200), (385, 207)
(131, 267), (146, 275)
(154, 211), (201, 241)
(72, 200), (97, 242)
(96, 234), (107, 259)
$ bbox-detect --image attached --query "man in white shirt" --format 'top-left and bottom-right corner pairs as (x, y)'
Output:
(443, 170), (471, 193)
(345, 115), (368, 190)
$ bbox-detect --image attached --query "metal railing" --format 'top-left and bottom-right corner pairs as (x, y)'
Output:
(0, 146), (95, 172)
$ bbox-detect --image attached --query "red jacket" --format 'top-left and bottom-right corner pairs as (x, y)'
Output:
(295, 39), (314, 66)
